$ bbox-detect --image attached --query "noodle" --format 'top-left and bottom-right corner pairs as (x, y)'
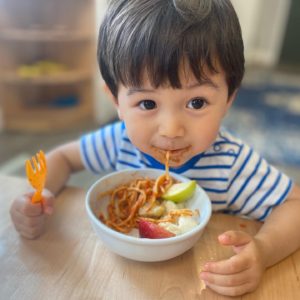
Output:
(165, 150), (170, 180)
(98, 151), (194, 234)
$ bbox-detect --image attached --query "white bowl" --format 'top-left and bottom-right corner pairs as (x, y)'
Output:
(86, 168), (212, 262)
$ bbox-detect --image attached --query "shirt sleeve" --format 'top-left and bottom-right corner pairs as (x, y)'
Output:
(225, 142), (293, 221)
(79, 122), (123, 173)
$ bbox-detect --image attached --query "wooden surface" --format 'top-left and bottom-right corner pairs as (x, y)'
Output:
(1, 174), (300, 300)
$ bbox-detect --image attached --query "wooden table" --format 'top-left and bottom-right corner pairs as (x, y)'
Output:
(1, 174), (299, 300)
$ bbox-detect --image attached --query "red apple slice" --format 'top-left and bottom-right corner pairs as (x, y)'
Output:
(138, 219), (175, 239)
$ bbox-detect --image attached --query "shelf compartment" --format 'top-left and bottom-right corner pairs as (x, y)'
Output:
(0, 70), (93, 85)
(4, 106), (92, 132)
(1, 83), (94, 132)
(0, 0), (95, 132)
(0, 28), (93, 42)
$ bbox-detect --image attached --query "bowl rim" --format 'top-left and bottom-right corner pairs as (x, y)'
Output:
(86, 168), (212, 245)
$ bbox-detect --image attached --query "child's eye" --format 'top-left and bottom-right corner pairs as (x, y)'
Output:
(186, 97), (207, 110)
(138, 99), (157, 110)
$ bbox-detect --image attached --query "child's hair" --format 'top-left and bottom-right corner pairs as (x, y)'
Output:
(98, 0), (244, 98)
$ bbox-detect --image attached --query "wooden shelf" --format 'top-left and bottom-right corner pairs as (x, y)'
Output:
(0, 28), (93, 42)
(0, 70), (93, 85)
(4, 105), (92, 132)
(0, 0), (96, 132)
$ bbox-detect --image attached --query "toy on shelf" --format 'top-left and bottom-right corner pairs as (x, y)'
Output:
(17, 60), (67, 78)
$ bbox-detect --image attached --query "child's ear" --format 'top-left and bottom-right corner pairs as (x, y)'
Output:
(101, 83), (123, 120)
(115, 106), (123, 120)
(226, 89), (238, 110)
(102, 83), (117, 103)
(221, 89), (237, 118)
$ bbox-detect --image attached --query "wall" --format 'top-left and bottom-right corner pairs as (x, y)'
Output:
(232, 0), (291, 66)
(277, 0), (300, 66)
(0, 109), (3, 131)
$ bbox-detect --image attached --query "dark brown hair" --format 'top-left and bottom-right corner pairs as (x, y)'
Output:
(98, 0), (245, 97)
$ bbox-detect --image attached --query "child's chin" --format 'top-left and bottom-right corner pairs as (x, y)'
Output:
(151, 151), (188, 168)
(168, 158), (186, 168)
(156, 156), (186, 168)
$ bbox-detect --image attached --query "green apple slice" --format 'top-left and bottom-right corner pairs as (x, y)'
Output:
(162, 180), (197, 203)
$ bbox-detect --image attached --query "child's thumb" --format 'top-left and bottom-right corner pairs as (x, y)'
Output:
(41, 190), (55, 215)
(218, 230), (252, 247)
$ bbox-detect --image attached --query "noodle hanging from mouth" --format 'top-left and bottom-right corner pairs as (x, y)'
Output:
(165, 150), (170, 180)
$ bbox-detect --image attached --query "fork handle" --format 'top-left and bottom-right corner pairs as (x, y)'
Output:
(32, 190), (42, 203)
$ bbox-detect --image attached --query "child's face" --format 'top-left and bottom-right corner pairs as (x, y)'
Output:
(115, 65), (235, 167)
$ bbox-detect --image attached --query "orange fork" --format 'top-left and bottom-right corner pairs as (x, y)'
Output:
(25, 150), (47, 203)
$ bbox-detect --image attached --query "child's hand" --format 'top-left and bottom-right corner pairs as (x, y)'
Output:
(200, 230), (266, 296)
(9, 189), (55, 239)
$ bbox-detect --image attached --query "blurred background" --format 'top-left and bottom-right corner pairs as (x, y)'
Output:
(0, 0), (299, 188)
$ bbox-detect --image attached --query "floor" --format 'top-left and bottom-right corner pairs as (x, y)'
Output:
(1, 66), (300, 189)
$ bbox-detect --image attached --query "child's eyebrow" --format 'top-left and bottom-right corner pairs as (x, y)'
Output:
(127, 79), (219, 96)
(186, 79), (219, 90)
(127, 88), (156, 96)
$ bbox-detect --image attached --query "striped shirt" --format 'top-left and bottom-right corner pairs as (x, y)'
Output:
(80, 121), (293, 221)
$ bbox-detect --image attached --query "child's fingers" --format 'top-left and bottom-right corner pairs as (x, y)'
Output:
(18, 223), (44, 239)
(203, 255), (250, 275)
(16, 194), (43, 216)
(41, 190), (55, 215)
(10, 191), (54, 239)
(13, 209), (45, 228)
(200, 269), (249, 287)
(204, 281), (255, 297)
(218, 230), (252, 247)
(12, 210), (45, 238)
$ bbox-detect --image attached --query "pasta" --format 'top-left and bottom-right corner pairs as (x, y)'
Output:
(98, 151), (194, 234)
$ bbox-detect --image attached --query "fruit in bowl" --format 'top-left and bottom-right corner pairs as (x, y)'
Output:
(85, 168), (212, 262)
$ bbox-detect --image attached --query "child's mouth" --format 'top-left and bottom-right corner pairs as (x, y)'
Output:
(151, 146), (191, 164)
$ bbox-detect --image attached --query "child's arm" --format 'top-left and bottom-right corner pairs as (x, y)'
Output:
(10, 140), (84, 239)
(200, 183), (300, 296)
(45, 140), (84, 195)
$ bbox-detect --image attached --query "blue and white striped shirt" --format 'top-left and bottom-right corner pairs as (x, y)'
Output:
(80, 121), (293, 221)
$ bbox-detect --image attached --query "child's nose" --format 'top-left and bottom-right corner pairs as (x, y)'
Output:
(158, 115), (184, 138)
